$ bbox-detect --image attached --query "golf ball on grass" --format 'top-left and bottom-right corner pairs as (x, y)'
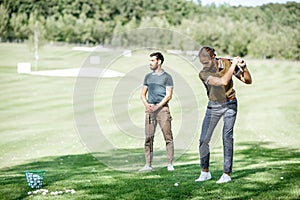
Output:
(174, 182), (179, 187)
(27, 188), (76, 196)
(65, 189), (76, 194)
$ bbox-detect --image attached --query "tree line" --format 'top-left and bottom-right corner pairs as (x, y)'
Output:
(0, 0), (299, 60)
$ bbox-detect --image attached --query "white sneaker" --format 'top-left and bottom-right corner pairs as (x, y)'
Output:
(167, 164), (174, 171)
(216, 173), (231, 184)
(139, 165), (153, 172)
(195, 171), (212, 182)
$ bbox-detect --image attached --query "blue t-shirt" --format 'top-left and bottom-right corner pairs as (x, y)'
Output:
(143, 71), (173, 104)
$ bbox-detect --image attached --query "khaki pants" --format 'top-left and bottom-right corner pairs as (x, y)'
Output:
(144, 106), (174, 166)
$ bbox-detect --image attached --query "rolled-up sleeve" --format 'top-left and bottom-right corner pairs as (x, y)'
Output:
(199, 71), (212, 85)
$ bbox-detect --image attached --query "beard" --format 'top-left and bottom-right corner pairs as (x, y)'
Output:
(150, 64), (158, 70)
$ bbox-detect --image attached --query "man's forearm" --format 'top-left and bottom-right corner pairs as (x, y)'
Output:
(241, 67), (252, 84)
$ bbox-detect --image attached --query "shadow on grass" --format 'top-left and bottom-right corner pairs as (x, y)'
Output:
(0, 142), (299, 200)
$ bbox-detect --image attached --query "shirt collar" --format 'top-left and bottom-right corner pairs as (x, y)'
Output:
(152, 69), (165, 76)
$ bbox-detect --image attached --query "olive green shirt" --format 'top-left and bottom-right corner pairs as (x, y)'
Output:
(199, 58), (235, 102)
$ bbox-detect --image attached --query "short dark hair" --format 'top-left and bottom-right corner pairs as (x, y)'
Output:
(150, 52), (164, 64)
(198, 46), (216, 58)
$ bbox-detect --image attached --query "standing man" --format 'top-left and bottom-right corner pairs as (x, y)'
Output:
(195, 46), (252, 183)
(140, 52), (175, 172)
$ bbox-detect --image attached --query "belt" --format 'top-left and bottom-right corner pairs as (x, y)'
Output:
(149, 103), (168, 107)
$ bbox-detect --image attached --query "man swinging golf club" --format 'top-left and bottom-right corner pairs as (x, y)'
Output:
(196, 46), (252, 183)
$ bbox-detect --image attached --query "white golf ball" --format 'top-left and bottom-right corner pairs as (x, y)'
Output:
(174, 182), (179, 187)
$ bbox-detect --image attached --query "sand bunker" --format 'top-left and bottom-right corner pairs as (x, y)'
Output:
(27, 68), (124, 78)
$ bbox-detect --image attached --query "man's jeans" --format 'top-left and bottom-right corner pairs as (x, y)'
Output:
(199, 98), (237, 173)
(144, 106), (174, 166)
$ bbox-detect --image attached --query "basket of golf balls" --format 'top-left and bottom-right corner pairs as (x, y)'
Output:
(24, 170), (45, 188)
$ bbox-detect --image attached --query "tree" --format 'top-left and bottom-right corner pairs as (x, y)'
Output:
(111, 21), (125, 47)
(9, 13), (29, 42)
(0, 0), (299, 59)
(0, 5), (9, 41)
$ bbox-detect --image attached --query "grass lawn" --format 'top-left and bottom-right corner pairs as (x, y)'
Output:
(0, 43), (299, 199)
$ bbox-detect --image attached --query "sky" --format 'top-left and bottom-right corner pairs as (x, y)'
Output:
(200, 0), (300, 7)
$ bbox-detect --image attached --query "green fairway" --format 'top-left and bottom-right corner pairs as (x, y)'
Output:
(0, 43), (299, 199)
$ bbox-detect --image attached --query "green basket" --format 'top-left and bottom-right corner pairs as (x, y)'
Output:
(24, 170), (45, 189)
